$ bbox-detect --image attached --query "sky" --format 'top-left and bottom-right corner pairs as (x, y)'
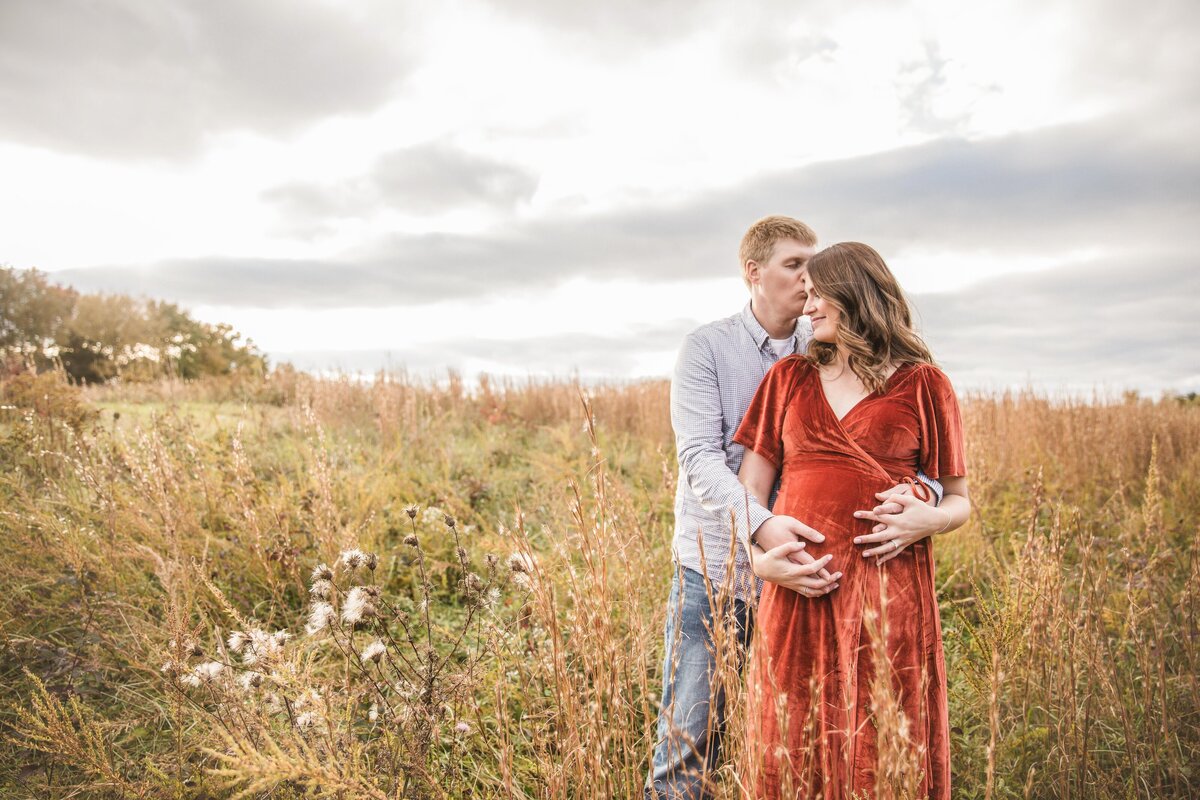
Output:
(2, 0), (1197, 394)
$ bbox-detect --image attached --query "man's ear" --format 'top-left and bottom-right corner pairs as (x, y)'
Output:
(743, 260), (759, 287)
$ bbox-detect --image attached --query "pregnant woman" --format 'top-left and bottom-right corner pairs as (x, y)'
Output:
(735, 242), (970, 799)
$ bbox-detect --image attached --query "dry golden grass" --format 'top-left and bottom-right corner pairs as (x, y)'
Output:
(1, 370), (1197, 799)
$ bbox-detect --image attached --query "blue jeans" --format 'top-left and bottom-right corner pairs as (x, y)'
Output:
(645, 567), (753, 800)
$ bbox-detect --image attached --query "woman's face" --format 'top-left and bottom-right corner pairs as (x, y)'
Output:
(802, 274), (840, 343)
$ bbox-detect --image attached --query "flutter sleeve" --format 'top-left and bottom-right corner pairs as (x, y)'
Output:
(732, 357), (804, 469)
(916, 365), (967, 480)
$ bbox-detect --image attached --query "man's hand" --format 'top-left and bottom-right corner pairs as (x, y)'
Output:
(753, 514), (825, 550)
(751, 541), (841, 597)
(851, 492), (951, 565)
(752, 515), (834, 582)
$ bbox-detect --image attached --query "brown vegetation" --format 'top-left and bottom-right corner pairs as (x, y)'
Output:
(0, 370), (1196, 798)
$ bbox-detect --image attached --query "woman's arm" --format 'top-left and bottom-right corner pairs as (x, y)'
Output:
(738, 448), (779, 523)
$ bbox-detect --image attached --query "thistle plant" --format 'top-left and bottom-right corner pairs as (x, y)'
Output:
(160, 510), (506, 799)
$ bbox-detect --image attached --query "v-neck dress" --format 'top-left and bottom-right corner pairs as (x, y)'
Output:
(733, 357), (965, 800)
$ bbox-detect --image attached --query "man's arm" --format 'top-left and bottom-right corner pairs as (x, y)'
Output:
(671, 332), (773, 546)
(917, 472), (943, 505)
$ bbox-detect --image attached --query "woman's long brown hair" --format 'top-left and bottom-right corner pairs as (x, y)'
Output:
(805, 242), (934, 393)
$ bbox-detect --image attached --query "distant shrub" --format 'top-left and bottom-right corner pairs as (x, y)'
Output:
(1, 266), (265, 384)
(0, 368), (96, 432)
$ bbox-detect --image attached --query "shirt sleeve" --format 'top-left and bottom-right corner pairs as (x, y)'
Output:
(732, 357), (802, 468)
(671, 332), (774, 544)
(917, 366), (967, 480)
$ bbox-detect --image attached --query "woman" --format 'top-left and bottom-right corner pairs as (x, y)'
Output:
(734, 242), (969, 799)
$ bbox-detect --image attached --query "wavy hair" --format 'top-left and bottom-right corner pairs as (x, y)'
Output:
(805, 242), (934, 393)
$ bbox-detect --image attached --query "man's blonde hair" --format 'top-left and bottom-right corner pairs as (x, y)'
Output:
(738, 215), (818, 286)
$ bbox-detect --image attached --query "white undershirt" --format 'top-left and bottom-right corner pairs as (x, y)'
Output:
(768, 337), (794, 358)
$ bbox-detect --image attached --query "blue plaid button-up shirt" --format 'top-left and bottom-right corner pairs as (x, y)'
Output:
(669, 303), (940, 600)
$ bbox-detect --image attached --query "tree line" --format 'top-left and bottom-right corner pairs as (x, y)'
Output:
(1, 266), (265, 383)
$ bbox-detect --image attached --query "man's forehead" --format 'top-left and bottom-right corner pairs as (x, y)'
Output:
(772, 238), (817, 260)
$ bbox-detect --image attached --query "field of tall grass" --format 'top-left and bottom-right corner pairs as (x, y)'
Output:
(1, 369), (1197, 799)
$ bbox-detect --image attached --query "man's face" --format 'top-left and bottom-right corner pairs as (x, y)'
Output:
(748, 238), (817, 320)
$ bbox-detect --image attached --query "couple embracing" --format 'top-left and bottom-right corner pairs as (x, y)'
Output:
(646, 216), (970, 800)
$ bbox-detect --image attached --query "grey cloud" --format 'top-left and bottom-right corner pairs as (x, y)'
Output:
(912, 253), (1200, 393)
(270, 321), (691, 379)
(263, 254), (1199, 393)
(1056, 0), (1200, 107)
(263, 143), (538, 232)
(0, 0), (407, 158)
(791, 117), (1200, 255)
(483, 0), (720, 43)
(895, 41), (972, 137)
(486, 0), (866, 53)
(55, 110), (1200, 308)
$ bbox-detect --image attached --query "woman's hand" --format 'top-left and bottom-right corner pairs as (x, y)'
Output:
(852, 477), (969, 565)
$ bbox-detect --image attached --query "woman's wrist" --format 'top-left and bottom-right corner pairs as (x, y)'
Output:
(934, 507), (952, 534)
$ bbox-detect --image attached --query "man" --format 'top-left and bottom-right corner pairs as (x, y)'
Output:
(645, 216), (944, 800)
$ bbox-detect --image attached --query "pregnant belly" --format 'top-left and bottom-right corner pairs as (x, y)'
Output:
(774, 463), (895, 562)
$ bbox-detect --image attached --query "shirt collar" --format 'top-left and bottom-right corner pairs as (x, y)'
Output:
(741, 302), (806, 353)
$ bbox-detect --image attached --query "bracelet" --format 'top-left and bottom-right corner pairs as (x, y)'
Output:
(935, 508), (953, 534)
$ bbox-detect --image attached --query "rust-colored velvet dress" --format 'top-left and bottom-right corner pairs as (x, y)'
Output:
(733, 358), (965, 800)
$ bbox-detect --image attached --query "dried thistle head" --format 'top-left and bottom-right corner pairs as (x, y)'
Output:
(340, 549), (375, 571)
(169, 637), (203, 658)
(238, 671), (264, 690)
(342, 586), (379, 626)
(183, 661), (225, 688)
(404, 534), (419, 548)
(405, 504), (419, 519)
(463, 572), (485, 594)
(361, 640), (387, 664)
(507, 552), (534, 574)
(311, 563), (333, 583)
(306, 602), (335, 635)
(443, 514), (456, 528)
(227, 631), (248, 653)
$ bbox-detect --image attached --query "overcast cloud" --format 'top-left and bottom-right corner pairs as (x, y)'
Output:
(0, 0), (407, 158)
(262, 143), (540, 235)
(4, 0), (1196, 392)
(270, 254), (1198, 394)
(56, 111), (1199, 306)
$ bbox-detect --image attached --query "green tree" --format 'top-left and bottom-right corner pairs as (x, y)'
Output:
(0, 267), (78, 369)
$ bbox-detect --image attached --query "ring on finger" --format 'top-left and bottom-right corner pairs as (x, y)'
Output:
(891, 540), (900, 551)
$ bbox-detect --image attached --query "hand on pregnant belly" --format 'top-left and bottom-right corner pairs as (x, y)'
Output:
(851, 491), (951, 565)
(751, 539), (842, 597)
